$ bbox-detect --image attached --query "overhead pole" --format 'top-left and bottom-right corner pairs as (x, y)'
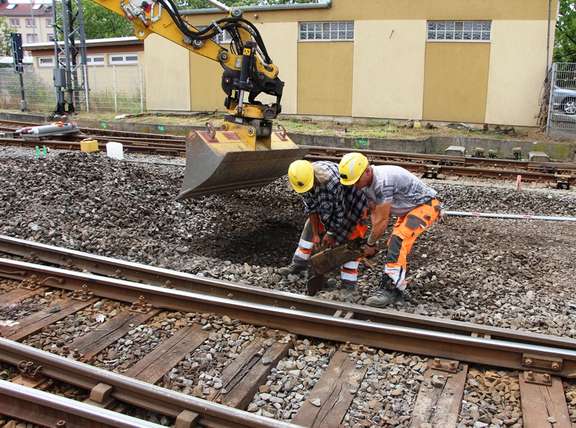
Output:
(51, 0), (89, 115)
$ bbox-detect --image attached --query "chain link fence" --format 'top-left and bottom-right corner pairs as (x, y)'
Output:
(0, 64), (145, 114)
(547, 63), (576, 135)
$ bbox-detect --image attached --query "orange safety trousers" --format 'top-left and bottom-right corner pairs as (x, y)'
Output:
(384, 198), (441, 289)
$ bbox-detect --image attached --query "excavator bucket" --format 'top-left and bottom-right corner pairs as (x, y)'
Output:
(178, 128), (307, 199)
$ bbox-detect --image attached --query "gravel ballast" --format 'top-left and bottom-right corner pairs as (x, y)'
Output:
(1, 148), (575, 340)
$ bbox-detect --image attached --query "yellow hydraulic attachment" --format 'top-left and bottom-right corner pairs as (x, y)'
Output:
(92, 0), (305, 198)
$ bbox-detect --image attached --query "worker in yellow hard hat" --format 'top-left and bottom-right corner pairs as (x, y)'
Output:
(280, 159), (368, 292)
(339, 152), (441, 307)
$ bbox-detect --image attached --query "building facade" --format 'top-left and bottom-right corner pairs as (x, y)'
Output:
(24, 37), (144, 109)
(0, 0), (53, 44)
(148, 0), (556, 126)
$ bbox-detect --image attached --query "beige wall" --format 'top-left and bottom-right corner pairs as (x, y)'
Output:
(352, 20), (426, 120)
(31, 52), (144, 96)
(165, 0), (558, 124)
(188, 22), (298, 114)
(189, 53), (222, 111)
(423, 42), (491, 123)
(254, 22), (298, 115)
(145, 34), (190, 111)
(185, 0), (557, 24)
(298, 42), (354, 116)
(485, 21), (549, 126)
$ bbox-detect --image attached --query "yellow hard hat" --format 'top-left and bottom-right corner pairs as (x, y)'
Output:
(288, 160), (314, 193)
(339, 152), (369, 185)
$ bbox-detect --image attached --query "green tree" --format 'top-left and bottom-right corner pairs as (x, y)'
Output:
(0, 17), (15, 56)
(80, 0), (319, 38)
(555, 0), (576, 63)
(178, 0), (320, 9)
(82, 0), (133, 39)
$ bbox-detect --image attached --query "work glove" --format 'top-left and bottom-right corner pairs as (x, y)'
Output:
(321, 232), (336, 249)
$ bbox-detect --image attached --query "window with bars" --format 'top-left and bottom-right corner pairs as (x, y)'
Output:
(299, 21), (354, 41)
(427, 21), (491, 42)
(86, 55), (105, 66)
(38, 56), (54, 67)
(109, 54), (139, 65)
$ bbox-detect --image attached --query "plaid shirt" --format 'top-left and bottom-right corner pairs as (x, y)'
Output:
(301, 161), (368, 244)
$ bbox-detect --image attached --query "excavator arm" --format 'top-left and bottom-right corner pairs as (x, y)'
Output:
(95, 0), (282, 118)
(92, 0), (305, 197)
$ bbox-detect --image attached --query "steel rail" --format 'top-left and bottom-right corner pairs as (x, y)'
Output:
(1, 135), (566, 184)
(0, 137), (186, 154)
(1, 234), (575, 352)
(0, 119), (186, 141)
(306, 153), (570, 184)
(3, 118), (574, 174)
(302, 145), (576, 174)
(446, 210), (576, 222)
(1, 258), (576, 378)
(0, 340), (298, 428)
(0, 380), (164, 428)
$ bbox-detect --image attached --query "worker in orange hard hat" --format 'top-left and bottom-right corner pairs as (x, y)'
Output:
(280, 159), (368, 292)
(339, 152), (441, 307)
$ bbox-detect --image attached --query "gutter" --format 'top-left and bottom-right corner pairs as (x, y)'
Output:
(181, 0), (331, 16)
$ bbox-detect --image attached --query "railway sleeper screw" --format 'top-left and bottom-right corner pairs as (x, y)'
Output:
(56, 420), (66, 427)
(524, 358), (533, 367)
(551, 362), (561, 371)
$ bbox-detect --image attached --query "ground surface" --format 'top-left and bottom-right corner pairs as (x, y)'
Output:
(1, 147), (576, 427)
(0, 147), (575, 342)
(4, 108), (571, 143)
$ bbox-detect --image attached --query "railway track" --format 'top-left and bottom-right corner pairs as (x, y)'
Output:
(1, 119), (575, 187)
(0, 235), (574, 427)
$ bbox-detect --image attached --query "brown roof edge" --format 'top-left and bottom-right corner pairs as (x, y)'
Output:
(24, 36), (143, 51)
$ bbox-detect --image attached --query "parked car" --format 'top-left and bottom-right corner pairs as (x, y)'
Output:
(553, 86), (576, 115)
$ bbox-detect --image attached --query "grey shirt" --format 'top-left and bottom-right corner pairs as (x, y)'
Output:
(364, 165), (437, 216)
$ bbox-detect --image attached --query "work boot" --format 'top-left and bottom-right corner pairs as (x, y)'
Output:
(324, 278), (338, 290)
(278, 262), (307, 276)
(365, 276), (403, 308)
(339, 280), (357, 301)
(340, 280), (356, 292)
